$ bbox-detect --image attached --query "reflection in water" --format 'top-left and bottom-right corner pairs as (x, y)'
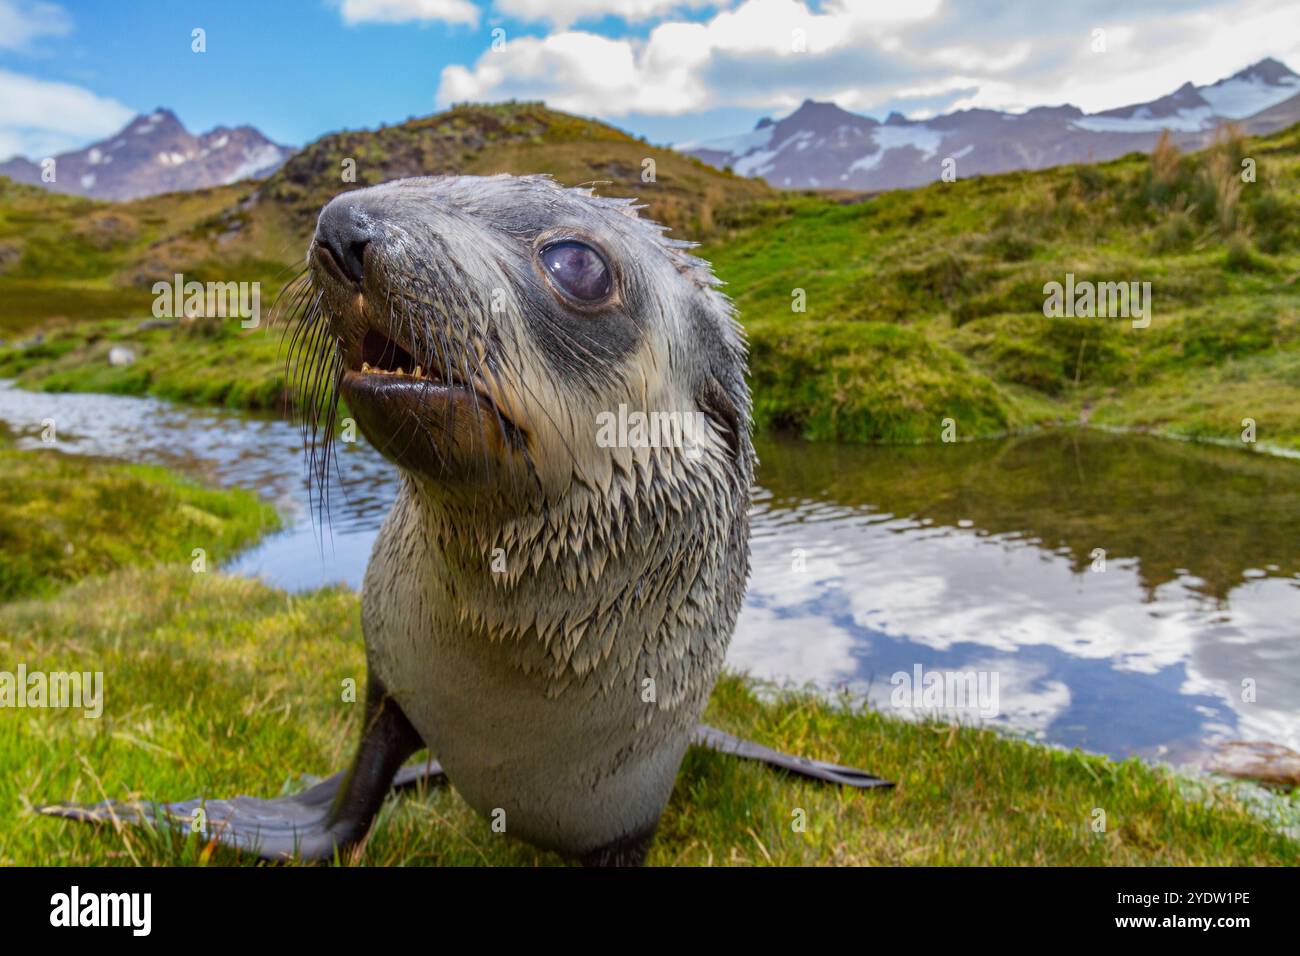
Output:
(740, 432), (1300, 762)
(2, 382), (1297, 762)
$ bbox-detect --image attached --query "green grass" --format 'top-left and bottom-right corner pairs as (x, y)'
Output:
(0, 281), (156, 337)
(1090, 348), (1300, 451)
(0, 451), (1294, 866)
(2, 567), (1294, 866)
(0, 316), (290, 409)
(0, 448), (279, 601)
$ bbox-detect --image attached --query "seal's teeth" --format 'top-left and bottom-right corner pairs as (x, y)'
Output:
(414, 366), (423, 379)
(362, 361), (371, 372)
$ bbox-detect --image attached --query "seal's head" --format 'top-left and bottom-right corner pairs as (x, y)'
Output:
(287, 174), (752, 513)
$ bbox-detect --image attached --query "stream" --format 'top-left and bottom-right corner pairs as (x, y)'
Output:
(3, 380), (1298, 765)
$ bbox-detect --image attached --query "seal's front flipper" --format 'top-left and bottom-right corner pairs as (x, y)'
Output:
(41, 677), (437, 861)
(691, 724), (894, 789)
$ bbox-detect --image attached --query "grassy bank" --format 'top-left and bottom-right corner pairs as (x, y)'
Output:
(0, 451), (1294, 865)
(2, 111), (1298, 447)
(0, 315), (288, 410)
(0, 447), (278, 601)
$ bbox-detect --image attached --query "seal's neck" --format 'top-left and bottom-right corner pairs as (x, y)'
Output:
(391, 445), (747, 693)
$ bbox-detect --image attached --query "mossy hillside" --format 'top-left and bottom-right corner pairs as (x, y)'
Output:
(3, 111), (1299, 447)
(262, 101), (773, 243)
(0, 177), (269, 334)
(700, 122), (1300, 445)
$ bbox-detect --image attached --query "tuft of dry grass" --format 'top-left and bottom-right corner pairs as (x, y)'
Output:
(1205, 122), (1246, 237)
(1151, 130), (1182, 189)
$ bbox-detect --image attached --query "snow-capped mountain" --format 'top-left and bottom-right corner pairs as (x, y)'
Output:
(681, 58), (1300, 192)
(0, 109), (294, 201)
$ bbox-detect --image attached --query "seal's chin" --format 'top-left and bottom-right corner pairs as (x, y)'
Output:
(340, 327), (522, 479)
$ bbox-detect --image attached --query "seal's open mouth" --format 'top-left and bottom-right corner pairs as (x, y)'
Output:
(343, 326), (490, 405)
(339, 324), (523, 452)
(357, 328), (424, 379)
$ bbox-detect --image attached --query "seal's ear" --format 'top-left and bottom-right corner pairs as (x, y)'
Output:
(684, 296), (749, 462)
(698, 374), (743, 460)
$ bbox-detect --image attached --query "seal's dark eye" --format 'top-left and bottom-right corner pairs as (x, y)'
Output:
(540, 241), (611, 302)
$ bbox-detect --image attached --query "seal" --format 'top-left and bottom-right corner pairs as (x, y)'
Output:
(44, 175), (890, 865)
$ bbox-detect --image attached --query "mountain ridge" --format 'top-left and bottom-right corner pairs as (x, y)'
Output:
(0, 108), (294, 202)
(681, 57), (1300, 191)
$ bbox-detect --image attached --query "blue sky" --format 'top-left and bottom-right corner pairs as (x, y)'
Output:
(2, 0), (1298, 160)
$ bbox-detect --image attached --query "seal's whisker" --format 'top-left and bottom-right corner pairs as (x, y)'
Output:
(287, 293), (325, 417)
(280, 284), (318, 368)
(292, 294), (343, 531)
(285, 288), (323, 389)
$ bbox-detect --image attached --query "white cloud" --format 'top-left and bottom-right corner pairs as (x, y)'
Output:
(0, 69), (134, 161)
(495, 0), (719, 30)
(440, 29), (707, 113)
(438, 0), (942, 115)
(0, 0), (71, 52)
(435, 0), (1300, 122)
(339, 0), (478, 27)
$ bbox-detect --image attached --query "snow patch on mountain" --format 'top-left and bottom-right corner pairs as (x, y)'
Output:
(1201, 74), (1300, 118)
(848, 125), (944, 173)
(873, 124), (944, 159)
(224, 143), (291, 184)
(1073, 106), (1214, 133)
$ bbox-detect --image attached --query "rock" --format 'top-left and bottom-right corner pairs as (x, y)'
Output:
(108, 346), (136, 367)
(1208, 741), (1300, 788)
(136, 318), (177, 331)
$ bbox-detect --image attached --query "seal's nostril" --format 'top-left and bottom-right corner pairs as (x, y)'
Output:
(317, 199), (373, 285)
(341, 238), (369, 284)
(320, 235), (368, 285)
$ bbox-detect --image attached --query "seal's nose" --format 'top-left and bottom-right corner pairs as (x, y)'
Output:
(316, 196), (373, 285)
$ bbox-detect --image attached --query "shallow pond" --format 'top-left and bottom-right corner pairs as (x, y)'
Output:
(3, 381), (1298, 764)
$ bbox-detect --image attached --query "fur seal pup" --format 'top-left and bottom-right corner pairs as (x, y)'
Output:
(44, 175), (889, 865)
